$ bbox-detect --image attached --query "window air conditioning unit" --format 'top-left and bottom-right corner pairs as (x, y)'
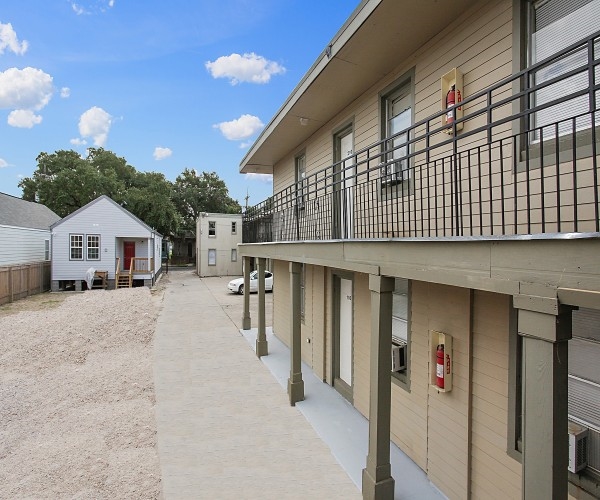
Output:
(391, 337), (407, 372)
(568, 421), (588, 473)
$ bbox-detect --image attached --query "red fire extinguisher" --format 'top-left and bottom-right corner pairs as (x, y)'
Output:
(446, 85), (461, 124)
(436, 344), (445, 389)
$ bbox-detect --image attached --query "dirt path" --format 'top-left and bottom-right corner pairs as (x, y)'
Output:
(0, 279), (168, 499)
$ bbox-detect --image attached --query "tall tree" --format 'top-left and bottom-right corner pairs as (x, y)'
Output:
(173, 169), (241, 232)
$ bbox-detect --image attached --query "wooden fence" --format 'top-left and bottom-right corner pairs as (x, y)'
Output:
(0, 261), (52, 305)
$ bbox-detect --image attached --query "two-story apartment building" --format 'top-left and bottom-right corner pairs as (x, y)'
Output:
(196, 213), (243, 277)
(237, 1), (600, 499)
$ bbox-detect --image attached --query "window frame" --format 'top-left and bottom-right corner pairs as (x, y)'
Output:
(70, 234), (84, 261)
(208, 248), (216, 266)
(391, 277), (411, 390)
(208, 221), (216, 237)
(513, 0), (600, 169)
(231, 248), (237, 262)
(86, 234), (100, 261)
(231, 221), (237, 235)
(44, 239), (50, 261)
(379, 69), (416, 197)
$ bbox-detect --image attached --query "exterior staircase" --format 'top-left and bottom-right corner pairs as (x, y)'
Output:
(115, 257), (133, 288)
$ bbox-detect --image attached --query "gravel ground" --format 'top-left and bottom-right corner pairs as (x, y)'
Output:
(0, 279), (167, 499)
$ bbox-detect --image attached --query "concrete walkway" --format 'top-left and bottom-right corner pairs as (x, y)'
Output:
(154, 270), (360, 499)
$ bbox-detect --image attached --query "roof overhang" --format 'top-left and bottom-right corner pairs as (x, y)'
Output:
(240, 0), (475, 174)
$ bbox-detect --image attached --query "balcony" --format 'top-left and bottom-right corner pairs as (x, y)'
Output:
(243, 31), (600, 244)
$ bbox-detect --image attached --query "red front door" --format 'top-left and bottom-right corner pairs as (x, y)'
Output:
(124, 241), (135, 271)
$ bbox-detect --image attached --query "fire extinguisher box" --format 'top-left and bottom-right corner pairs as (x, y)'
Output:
(441, 68), (464, 134)
(430, 330), (453, 393)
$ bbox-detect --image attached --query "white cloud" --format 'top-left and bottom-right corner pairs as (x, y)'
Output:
(0, 67), (53, 117)
(0, 158), (9, 168)
(70, 137), (87, 146)
(0, 22), (28, 55)
(8, 109), (42, 128)
(206, 53), (285, 85)
(61, 87), (71, 98)
(213, 114), (264, 141)
(70, 1), (115, 15)
(153, 147), (172, 160)
(78, 106), (112, 147)
(245, 173), (273, 182)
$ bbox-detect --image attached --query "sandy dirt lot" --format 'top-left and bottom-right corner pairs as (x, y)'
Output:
(0, 279), (167, 499)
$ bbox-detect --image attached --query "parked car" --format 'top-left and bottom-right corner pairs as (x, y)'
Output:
(228, 270), (273, 294)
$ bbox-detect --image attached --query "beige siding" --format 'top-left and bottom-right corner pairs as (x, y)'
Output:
(352, 273), (371, 417)
(310, 265), (327, 380)
(470, 290), (522, 499)
(273, 259), (291, 346)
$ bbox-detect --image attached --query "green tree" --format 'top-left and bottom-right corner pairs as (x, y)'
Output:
(173, 169), (241, 232)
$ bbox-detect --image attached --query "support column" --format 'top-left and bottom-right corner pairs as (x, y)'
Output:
(287, 262), (304, 406)
(256, 257), (268, 357)
(517, 301), (571, 500)
(362, 275), (395, 500)
(242, 256), (251, 330)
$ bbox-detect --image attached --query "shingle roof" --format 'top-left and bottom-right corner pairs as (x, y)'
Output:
(0, 193), (61, 230)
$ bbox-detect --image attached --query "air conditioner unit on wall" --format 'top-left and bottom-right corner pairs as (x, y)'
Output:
(391, 338), (407, 372)
(568, 421), (588, 473)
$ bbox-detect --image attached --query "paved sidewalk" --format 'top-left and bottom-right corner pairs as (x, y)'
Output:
(154, 270), (360, 499)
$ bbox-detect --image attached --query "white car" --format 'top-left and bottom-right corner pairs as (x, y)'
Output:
(228, 270), (273, 295)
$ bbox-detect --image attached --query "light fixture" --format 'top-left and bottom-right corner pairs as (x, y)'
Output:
(299, 117), (308, 126)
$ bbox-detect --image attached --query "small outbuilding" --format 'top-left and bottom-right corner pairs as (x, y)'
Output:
(50, 195), (162, 291)
(196, 213), (242, 277)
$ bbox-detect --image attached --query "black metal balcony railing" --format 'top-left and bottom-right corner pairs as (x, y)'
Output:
(243, 31), (600, 244)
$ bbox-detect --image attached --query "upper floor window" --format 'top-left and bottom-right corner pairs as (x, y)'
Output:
(87, 235), (100, 260)
(231, 221), (237, 234)
(381, 79), (413, 186)
(70, 234), (83, 260)
(528, 0), (600, 140)
(208, 221), (216, 236)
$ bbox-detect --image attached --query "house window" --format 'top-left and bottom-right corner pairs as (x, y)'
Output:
(295, 153), (307, 208)
(231, 221), (237, 234)
(87, 235), (100, 260)
(44, 239), (50, 261)
(208, 221), (216, 237)
(70, 234), (83, 260)
(527, 0), (600, 140)
(381, 77), (413, 186)
(208, 249), (216, 266)
(231, 249), (237, 262)
(391, 278), (410, 388)
(569, 307), (600, 482)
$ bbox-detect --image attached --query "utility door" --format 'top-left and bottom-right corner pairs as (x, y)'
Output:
(334, 275), (354, 402)
(124, 241), (135, 271)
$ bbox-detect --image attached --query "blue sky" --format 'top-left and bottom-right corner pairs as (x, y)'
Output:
(0, 0), (357, 208)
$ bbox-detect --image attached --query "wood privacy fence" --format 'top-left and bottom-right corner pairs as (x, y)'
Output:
(0, 261), (51, 305)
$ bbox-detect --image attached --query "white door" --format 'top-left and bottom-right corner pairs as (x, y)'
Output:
(340, 132), (354, 238)
(338, 278), (353, 387)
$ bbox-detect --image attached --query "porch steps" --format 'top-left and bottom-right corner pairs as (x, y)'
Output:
(116, 274), (132, 288)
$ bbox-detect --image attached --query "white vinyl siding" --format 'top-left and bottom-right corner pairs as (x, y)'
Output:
(0, 226), (53, 266)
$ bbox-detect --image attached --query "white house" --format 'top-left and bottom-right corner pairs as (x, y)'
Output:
(0, 192), (60, 266)
(50, 195), (162, 291)
(196, 213), (242, 277)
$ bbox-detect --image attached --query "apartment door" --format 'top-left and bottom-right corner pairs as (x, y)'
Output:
(334, 127), (354, 239)
(124, 241), (135, 271)
(334, 275), (353, 402)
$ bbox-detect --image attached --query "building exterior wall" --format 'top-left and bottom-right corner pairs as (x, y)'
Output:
(196, 213), (242, 277)
(0, 226), (50, 266)
(51, 197), (157, 282)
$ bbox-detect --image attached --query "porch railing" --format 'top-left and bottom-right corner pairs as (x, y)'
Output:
(243, 30), (600, 243)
